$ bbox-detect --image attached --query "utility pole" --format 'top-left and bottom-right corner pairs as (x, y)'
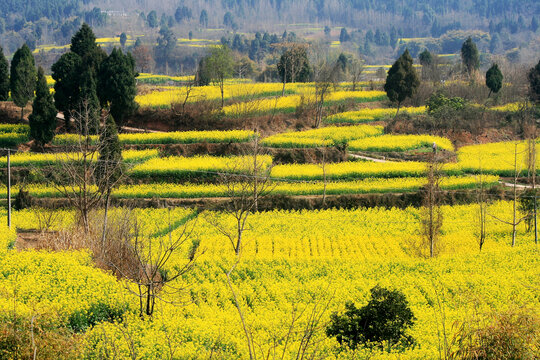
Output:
(7, 149), (11, 229)
(532, 127), (537, 244)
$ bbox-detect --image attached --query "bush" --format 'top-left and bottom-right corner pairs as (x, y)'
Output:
(326, 285), (416, 352)
(13, 188), (32, 210)
(68, 302), (126, 332)
(448, 308), (540, 360)
(426, 91), (467, 115)
(0, 312), (80, 359)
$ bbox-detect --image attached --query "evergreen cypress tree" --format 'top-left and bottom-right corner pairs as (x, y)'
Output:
(528, 59), (540, 104)
(418, 49), (433, 66)
(339, 28), (350, 43)
(120, 32), (127, 48)
(71, 23), (98, 57)
(51, 52), (81, 130)
(29, 67), (57, 147)
(384, 49), (420, 116)
(97, 114), (123, 192)
(461, 37), (480, 77)
(52, 23), (104, 133)
(97, 48), (138, 128)
(485, 63), (503, 97)
(78, 67), (100, 135)
(0, 46), (9, 101)
(10, 44), (36, 119)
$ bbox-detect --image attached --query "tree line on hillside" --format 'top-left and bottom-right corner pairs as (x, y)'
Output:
(0, 0), (538, 56)
(0, 23), (137, 147)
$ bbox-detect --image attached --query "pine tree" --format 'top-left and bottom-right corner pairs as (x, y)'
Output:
(384, 49), (420, 116)
(10, 44), (36, 119)
(29, 67), (57, 147)
(461, 37), (480, 77)
(0, 46), (9, 101)
(485, 63), (503, 97)
(98, 48), (138, 128)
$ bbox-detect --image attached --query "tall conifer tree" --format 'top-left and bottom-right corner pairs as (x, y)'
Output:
(10, 44), (36, 119)
(461, 37), (480, 77)
(384, 49), (420, 116)
(0, 46), (9, 101)
(486, 63), (503, 97)
(29, 67), (57, 147)
(98, 48), (138, 128)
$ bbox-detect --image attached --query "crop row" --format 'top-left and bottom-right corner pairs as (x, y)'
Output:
(129, 155), (273, 180)
(3, 140), (536, 179)
(222, 90), (387, 116)
(135, 83), (301, 108)
(348, 134), (454, 152)
(324, 106), (426, 124)
(271, 160), (463, 180)
(2, 175), (499, 199)
(457, 140), (540, 176)
(0, 124), (30, 134)
(52, 130), (256, 146)
(261, 125), (383, 148)
(0, 124), (31, 147)
(0, 149), (158, 167)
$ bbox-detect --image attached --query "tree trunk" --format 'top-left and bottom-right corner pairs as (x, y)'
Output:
(512, 143), (518, 247)
(394, 101), (401, 119)
(236, 218), (242, 255)
(322, 149), (327, 207)
(253, 137), (258, 212)
(221, 80), (225, 109)
(101, 189), (111, 251)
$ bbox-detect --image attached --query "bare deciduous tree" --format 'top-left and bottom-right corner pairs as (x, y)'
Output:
(489, 142), (527, 246)
(275, 43), (310, 97)
(204, 139), (274, 360)
(349, 57), (364, 92)
(109, 208), (201, 318)
(475, 164), (489, 252)
(47, 102), (125, 232)
(421, 144), (444, 258)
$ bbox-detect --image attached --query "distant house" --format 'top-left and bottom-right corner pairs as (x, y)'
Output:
(101, 10), (127, 17)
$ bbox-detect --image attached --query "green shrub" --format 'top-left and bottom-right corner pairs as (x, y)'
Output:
(68, 302), (126, 332)
(326, 285), (416, 352)
(426, 91), (467, 115)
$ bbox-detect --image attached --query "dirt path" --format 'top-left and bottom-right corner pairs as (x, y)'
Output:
(57, 112), (165, 133)
(499, 181), (536, 190)
(349, 153), (391, 163)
